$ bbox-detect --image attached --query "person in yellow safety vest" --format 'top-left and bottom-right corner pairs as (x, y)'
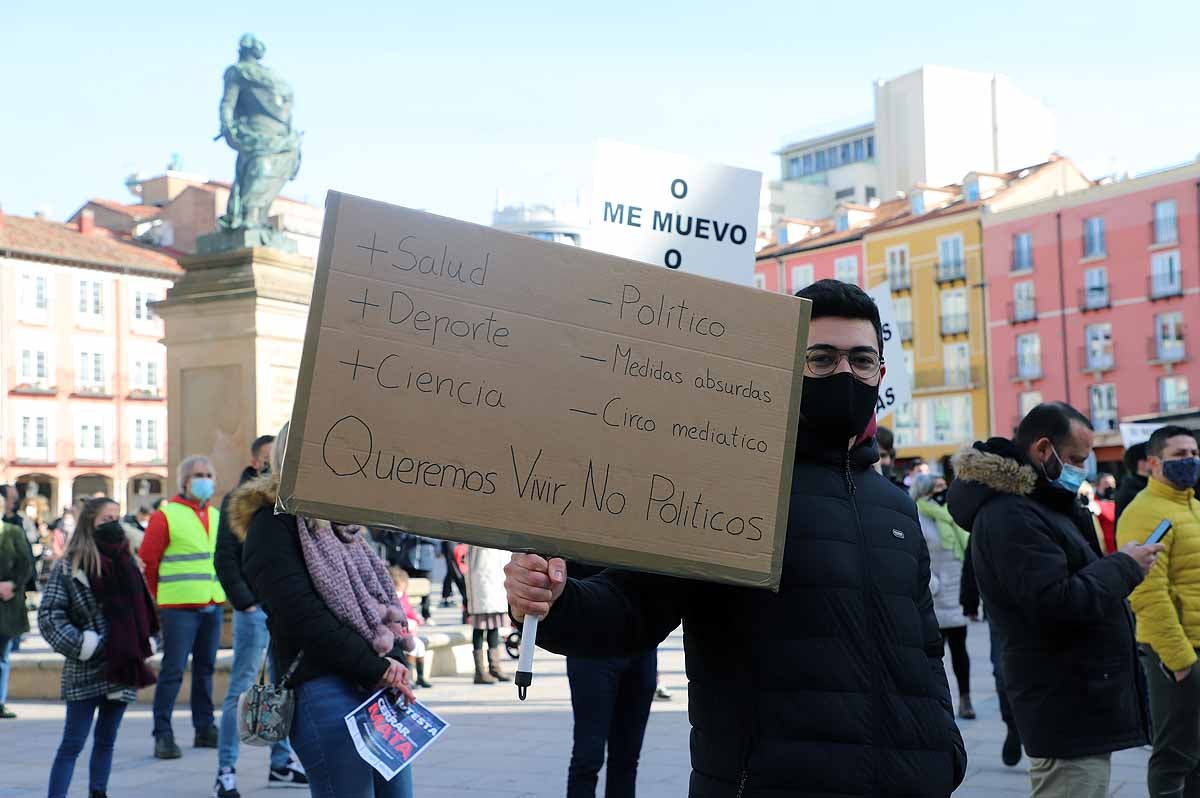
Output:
(140, 455), (226, 761)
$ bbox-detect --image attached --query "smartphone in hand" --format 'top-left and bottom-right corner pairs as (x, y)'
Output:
(1145, 519), (1173, 546)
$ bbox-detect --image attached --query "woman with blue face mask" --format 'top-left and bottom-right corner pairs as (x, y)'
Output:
(138, 455), (227, 761)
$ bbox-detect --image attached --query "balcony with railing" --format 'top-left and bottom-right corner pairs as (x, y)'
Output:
(1149, 272), (1183, 301)
(913, 367), (985, 391)
(897, 320), (913, 342)
(940, 313), (969, 336)
(1010, 356), (1043, 382)
(1008, 300), (1037, 324)
(1078, 284), (1111, 312)
(1079, 345), (1115, 374)
(888, 269), (912, 292)
(935, 259), (967, 284)
(1149, 334), (1187, 364)
(1091, 410), (1120, 433)
(1152, 218), (1179, 246)
(1011, 254), (1033, 273)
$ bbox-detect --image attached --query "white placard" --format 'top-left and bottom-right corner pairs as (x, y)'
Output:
(588, 140), (762, 285)
(1120, 423), (1160, 449)
(867, 284), (912, 422)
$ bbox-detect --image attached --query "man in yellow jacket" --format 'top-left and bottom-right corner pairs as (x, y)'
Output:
(1117, 425), (1200, 798)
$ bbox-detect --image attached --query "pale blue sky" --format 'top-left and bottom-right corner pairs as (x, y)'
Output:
(3, 0), (1197, 226)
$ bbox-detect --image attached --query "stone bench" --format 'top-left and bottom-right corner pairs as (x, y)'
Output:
(8, 625), (476, 702)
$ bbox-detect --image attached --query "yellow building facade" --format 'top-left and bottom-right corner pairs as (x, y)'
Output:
(865, 207), (989, 464)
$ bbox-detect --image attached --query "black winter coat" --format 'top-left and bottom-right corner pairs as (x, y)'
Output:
(948, 440), (1150, 759)
(214, 466), (262, 611)
(537, 432), (966, 797)
(1113, 474), (1147, 523)
(235, 477), (394, 690)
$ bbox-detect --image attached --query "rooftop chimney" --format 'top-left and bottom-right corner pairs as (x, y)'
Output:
(79, 208), (95, 235)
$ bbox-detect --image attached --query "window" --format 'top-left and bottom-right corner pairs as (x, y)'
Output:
(78, 278), (105, 317)
(790, 264), (814, 292)
(18, 415), (50, 458)
(753, 273), (766, 290)
(943, 342), (971, 387)
(910, 194), (925, 215)
(827, 146), (838, 168)
(1085, 323), (1113, 370)
(866, 136), (875, 158)
(895, 297), (913, 342)
(835, 212), (850, 231)
(801, 153), (813, 175)
(78, 351), (107, 390)
(834, 188), (855, 201)
(815, 150), (827, 171)
(19, 273), (49, 311)
(941, 289), (968, 335)
(865, 186), (876, 203)
(133, 290), (158, 322)
(134, 419), (161, 454)
(1013, 281), (1036, 322)
(133, 358), (161, 391)
(886, 246), (910, 290)
(1084, 267), (1109, 309)
(1160, 376), (1190, 413)
(786, 157), (801, 179)
(1016, 333), (1042, 379)
(1089, 384), (1118, 432)
(834, 255), (858, 285)
(1154, 200), (1178, 244)
(853, 139), (865, 161)
(840, 142), (851, 164)
(1151, 250), (1182, 298)
(1083, 217), (1106, 258)
(1018, 391), (1043, 419)
(964, 182), (980, 202)
(938, 235), (965, 280)
(1012, 233), (1033, 271)
(1156, 312), (1185, 362)
(78, 423), (105, 450)
(18, 349), (49, 382)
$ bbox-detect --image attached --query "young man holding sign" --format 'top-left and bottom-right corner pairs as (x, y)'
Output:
(506, 280), (966, 797)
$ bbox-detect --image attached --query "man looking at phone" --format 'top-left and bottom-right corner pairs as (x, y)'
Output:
(948, 403), (1161, 798)
(1117, 425), (1200, 797)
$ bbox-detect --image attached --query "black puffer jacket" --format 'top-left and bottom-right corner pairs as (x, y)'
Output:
(214, 465), (262, 611)
(537, 431), (966, 797)
(1113, 474), (1147, 523)
(948, 439), (1150, 759)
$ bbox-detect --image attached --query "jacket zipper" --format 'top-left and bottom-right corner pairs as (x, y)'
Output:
(845, 450), (882, 793)
(735, 767), (749, 798)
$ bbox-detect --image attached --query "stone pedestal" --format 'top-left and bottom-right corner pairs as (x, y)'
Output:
(154, 247), (314, 498)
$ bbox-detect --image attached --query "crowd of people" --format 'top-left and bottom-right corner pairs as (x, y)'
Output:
(2, 278), (1198, 798)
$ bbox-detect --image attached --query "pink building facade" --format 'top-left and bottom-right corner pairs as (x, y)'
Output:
(757, 236), (865, 294)
(983, 161), (1200, 462)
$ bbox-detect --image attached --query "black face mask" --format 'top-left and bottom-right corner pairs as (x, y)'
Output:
(94, 520), (127, 544)
(800, 372), (879, 446)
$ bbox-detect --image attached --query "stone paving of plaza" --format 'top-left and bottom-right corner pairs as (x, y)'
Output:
(0, 603), (1148, 797)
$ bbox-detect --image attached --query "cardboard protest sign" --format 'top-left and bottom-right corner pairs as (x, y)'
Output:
(589, 141), (761, 285)
(278, 192), (810, 590)
(866, 284), (912, 421)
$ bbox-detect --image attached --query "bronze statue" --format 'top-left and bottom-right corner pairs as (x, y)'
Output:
(213, 34), (301, 249)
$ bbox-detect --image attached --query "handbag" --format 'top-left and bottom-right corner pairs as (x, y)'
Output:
(238, 650), (303, 746)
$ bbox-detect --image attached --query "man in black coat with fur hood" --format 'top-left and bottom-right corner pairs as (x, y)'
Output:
(948, 402), (1162, 798)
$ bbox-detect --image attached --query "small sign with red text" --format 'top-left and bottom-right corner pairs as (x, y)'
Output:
(344, 690), (449, 780)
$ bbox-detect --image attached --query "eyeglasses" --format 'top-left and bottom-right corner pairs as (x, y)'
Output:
(805, 347), (883, 380)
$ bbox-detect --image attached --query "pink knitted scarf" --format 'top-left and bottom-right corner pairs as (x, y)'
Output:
(295, 516), (410, 655)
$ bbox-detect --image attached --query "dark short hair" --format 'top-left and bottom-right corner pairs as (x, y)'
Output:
(796, 279), (884, 354)
(0, 484), (11, 500)
(1148, 425), (1196, 458)
(1015, 401), (1092, 451)
(1122, 442), (1148, 473)
(137, 505), (152, 516)
(876, 425), (894, 451)
(251, 434), (276, 457)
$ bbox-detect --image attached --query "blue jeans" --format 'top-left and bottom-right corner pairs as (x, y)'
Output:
(0, 636), (12, 705)
(48, 697), (127, 798)
(152, 605), (222, 738)
(291, 675), (414, 798)
(566, 650), (657, 798)
(219, 608), (292, 770)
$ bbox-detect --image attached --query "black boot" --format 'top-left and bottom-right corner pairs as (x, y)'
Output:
(1002, 722), (1022, 767)
(89, 790), (107, 798)
(415, 657), (432, 689)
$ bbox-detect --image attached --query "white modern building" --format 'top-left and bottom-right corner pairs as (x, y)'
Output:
(766, 65), (1056, 240)
(492, 203), (588, 246)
